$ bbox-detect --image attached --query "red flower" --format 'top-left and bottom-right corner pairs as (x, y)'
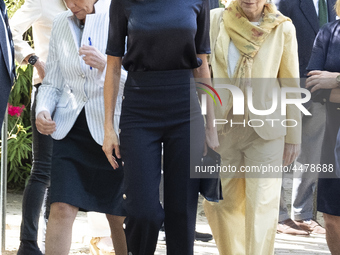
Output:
(8, 104), (25, 117)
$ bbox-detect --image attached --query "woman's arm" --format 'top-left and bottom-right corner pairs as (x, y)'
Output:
(278, 22), (301, 165)
(102, 55), (122, 169)
(35, 17), (64, 135)
(193, 54), (219, 151)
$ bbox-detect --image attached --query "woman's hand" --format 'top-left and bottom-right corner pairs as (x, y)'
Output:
(103, 56), (122, 169)
(205, 126), (219, 155)
(193, 54), (219, 154)
(102, 127), (121, 169)
(79, 45), (106, 72)
(306, 70), (340, 92)
(35, 111), (56, 135)
(282, 143), (300, 166)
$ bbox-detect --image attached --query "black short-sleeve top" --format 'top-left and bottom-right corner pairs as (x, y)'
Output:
(106, 0), (211, 72)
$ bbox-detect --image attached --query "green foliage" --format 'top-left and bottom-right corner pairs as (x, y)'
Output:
(9, 65), (33, 127)
(2, 64), (33, 189)
(5, 0), (25, 18)
(0, 0), (33, 189)
(6, 122), (32, 187)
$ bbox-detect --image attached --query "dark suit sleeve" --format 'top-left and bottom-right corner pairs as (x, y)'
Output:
(0, 50), (12, 125)
(0, 6), (13, 126)
(307, 26), (332, 104)
(278, 0), (289, 15)
(209, 0), (219, 9)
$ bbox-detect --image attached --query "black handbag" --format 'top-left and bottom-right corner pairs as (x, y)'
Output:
(199, 146), (223, 202)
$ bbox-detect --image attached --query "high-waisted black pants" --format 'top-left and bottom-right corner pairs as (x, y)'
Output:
(120, 70), (205, 255)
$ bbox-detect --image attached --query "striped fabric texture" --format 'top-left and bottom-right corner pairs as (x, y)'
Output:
(36, 0), (127, 146)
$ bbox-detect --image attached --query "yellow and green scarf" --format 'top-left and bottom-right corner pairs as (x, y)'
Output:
(220, 1), (290, 125)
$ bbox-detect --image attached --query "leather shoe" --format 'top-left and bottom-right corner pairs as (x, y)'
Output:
(277, 218), (309, 236)
(17, 240), (43, 255)
(90, 237), (115, 255)
(294, 219), (326, 235)
(195, 231), (213, 242)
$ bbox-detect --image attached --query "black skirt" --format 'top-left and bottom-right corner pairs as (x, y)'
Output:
(317, 103), (340, 217)
(50, 109), (125, 216)
(318, 178), (340, 216)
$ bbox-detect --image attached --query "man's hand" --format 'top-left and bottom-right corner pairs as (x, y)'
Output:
(34, 59), (46, 80)
(306, 70), (340, 92)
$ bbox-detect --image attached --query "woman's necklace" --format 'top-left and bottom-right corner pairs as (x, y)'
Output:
(256, 12), (265, 26)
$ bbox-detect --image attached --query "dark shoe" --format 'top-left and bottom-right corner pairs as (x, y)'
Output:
(294, 219), (326, 235)
(17, 240), (43, 255)
(277, 218), (309, 236)
(195, 231), (213, 242)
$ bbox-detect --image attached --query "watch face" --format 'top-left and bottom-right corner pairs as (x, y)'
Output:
(28, 55), (38, 65)
(337, 75), (340, 83)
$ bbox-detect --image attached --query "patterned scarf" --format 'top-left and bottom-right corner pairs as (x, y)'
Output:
(221, 1), (289, 124)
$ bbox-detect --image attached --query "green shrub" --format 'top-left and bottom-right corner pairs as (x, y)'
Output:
(6, 64), (33, 189)
(7, 120), (32, 187)
(5, 0), (25, 18)
(0, 0), (33, 189)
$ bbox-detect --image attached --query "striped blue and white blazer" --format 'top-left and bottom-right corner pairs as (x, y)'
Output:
(36, 0), (126, 146)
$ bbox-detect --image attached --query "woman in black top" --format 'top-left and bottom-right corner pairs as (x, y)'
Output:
(103, 0), (218, 254)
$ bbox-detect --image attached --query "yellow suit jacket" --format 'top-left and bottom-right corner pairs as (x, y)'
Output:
(209, 8), (302, 144)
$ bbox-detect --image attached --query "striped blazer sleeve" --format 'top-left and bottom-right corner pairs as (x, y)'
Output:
(35, 16), (64, 117)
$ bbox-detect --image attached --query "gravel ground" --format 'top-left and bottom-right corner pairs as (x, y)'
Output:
(1, 174), (331, 254)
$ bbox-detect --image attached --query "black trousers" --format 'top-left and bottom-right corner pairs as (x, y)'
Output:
(20, 85), (52, 242)
(120, 70), (205, 255)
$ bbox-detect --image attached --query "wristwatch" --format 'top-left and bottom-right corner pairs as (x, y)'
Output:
(28, 55), (39, 66)
(336, 75), (340, 88)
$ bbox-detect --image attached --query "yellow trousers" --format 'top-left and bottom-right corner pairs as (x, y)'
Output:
(204, 127), (283, 255)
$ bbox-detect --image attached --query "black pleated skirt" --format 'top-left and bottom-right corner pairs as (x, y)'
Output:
(50, 108), (125, 216)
